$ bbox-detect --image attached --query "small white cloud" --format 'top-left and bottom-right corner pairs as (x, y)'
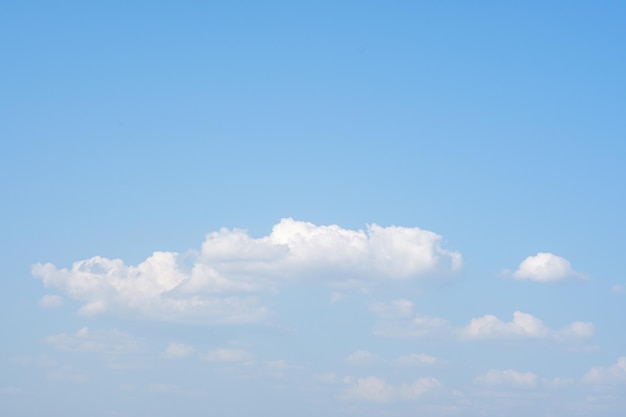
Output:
(38, 294), (63, 309)
(369, 299), (414, 319)
(583, 357), (626, 384)
(202, 348), (253, 363)
(396, 353), (439, 366)
(511, 252), (581, 282)
(474, 369), (538, 388)
(163, 342), (194, 359)
(460, 311), (593, 341)
(45, 327), (141, 354)
(611, 284), (625, 294)
(373, 313), (448, 339)
(346, 350), (378, 365)
(342, 376), (441, 403)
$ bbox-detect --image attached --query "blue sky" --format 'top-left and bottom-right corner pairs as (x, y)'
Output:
(1, 1), (625, 416)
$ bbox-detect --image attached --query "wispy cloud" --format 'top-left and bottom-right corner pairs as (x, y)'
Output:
(162, 342), (195, 359)
(45, 327), (141, 354)
(474, 369), (538, 388)
(342, 376), (442, 403)
(38, 294), (63, 309)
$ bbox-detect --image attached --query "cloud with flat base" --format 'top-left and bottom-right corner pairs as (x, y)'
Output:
(32, 219), (461, 324)
(508, 252), (584, 283)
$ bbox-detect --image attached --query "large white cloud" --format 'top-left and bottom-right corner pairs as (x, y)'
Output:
(512, 252), (581, 282)
(32, 219), (461, 324)
(460, 311), (594, 340)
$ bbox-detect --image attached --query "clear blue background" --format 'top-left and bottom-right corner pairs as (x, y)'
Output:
(1, 2), (625, 416)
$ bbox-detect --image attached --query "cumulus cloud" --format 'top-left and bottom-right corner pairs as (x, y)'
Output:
(32, 219), (460, 324)
(163, 342), (194, 359)
(342, 376), (441, 403)
(511, 252), (581, 282)
(460, 311), (594, 341)
(474, 369), (538, 388)
(583, 357), (626, 384)
(38, 294), (63, 309)
(45, 327), (141, 354)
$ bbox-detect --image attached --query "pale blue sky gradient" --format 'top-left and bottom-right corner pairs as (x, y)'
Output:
(1, 2), (625, 416)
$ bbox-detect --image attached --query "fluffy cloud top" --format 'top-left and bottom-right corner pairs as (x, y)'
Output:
(460, 311), (594, 340)
(583, 357), (626, 384)
(342, 376), (441, 403)
(32, 219), (460, 324)
(474, 369), (538, 388)
(512, 252), (580, 282)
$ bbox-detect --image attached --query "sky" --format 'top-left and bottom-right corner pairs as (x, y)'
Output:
(1, 1), (626, 416)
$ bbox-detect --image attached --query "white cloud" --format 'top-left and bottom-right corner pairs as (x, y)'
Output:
(460, 311), (594, 341)
(202, 348), (253, 363)
(396, 353), (439, 366)
(373, 312), (449, 339)
(342, 376), (441, 403)
(555, 321), (595, 340)
(474, 369), (538, 388)
(511, 252), (581, 282)
(583, 357), (626, 384)
(32, 219), (460, 324)
(38, 294), (63, 309)
(44, 327), (140, 354)
(369, 299), (414, 319)
(346, 350), (378, 365)
(163, 342), (194, 359)
(611, 284), (625, 294)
